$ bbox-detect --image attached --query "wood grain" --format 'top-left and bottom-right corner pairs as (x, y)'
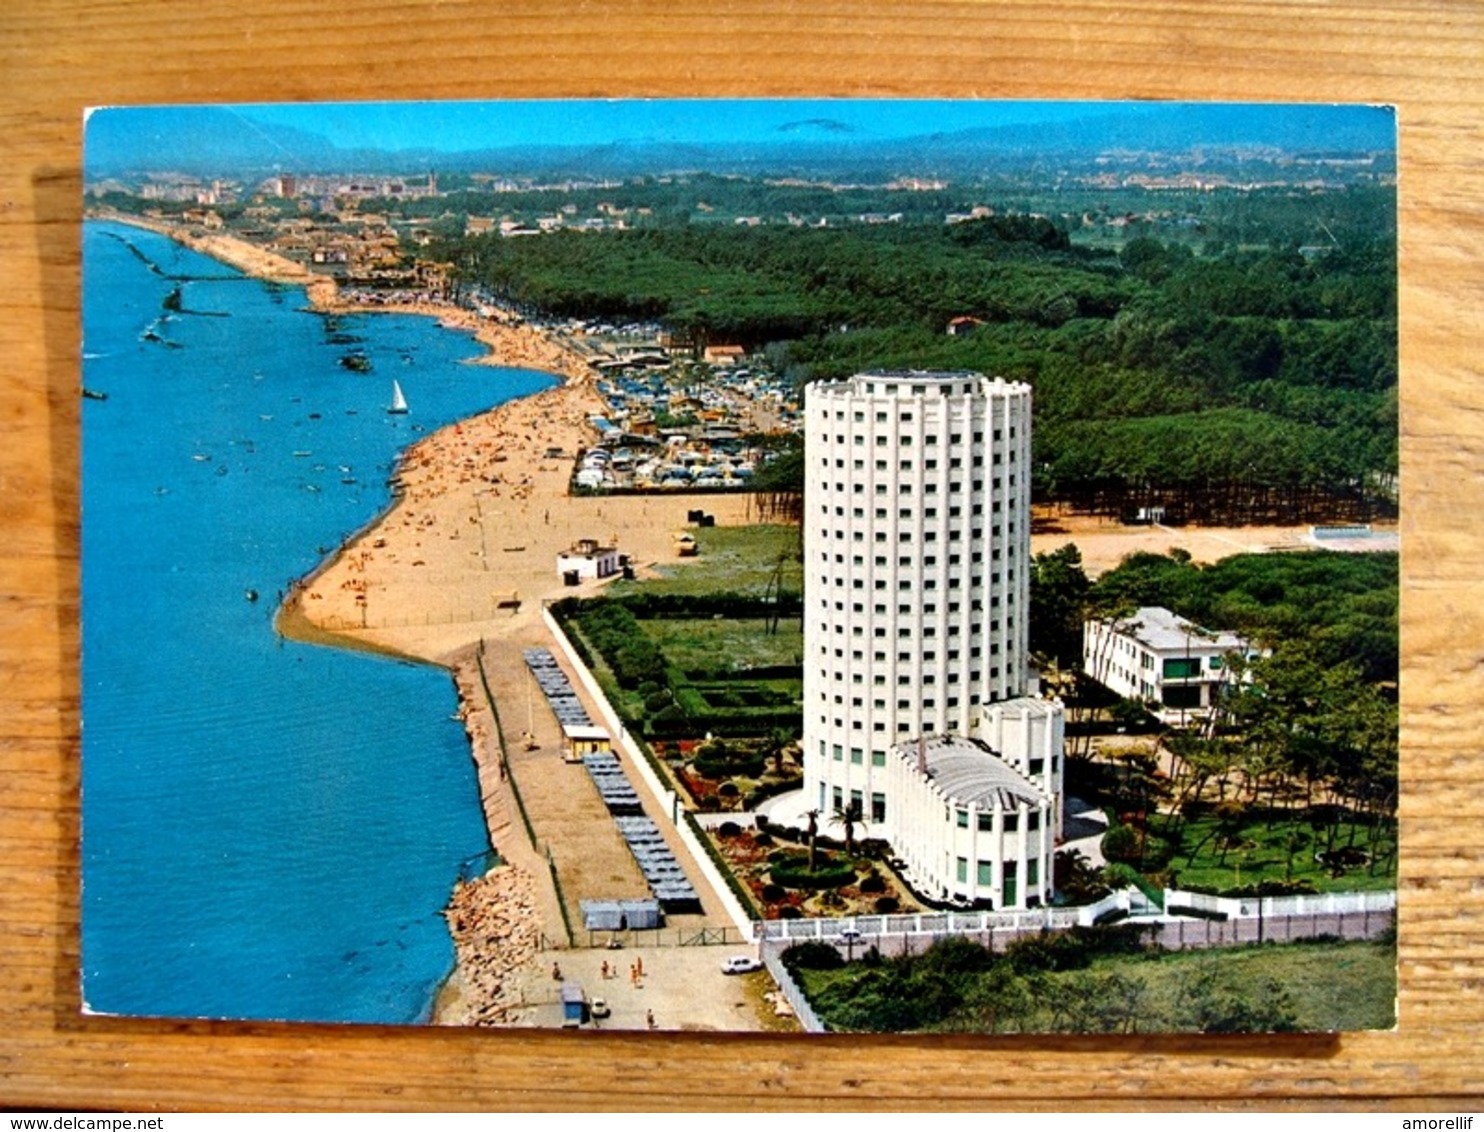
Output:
(2, 0), (1480, 1110)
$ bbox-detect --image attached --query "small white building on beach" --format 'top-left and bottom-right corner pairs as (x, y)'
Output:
(556, 538), (620, 581)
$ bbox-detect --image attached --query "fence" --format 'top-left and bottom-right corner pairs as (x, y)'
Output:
(472, 639), (573, 946)
(757, 887), (1394, 964)
(757, 904), (1088, 944)
(1150, 908), (1393, 950)
(541, 605), (757, 937)
(762, 952), (825, 1034)
(577, 925), (750, 950)
(313, 604), (519, 632)
(1164, 887), (1396, 921)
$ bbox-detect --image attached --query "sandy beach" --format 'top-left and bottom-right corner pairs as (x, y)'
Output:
(98, 210), (776, 1025)
(104, 211), (1394, 1028)
(92, 210), (340, 305)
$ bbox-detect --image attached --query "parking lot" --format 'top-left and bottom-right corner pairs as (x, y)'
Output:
(508, 943), (796, 1032)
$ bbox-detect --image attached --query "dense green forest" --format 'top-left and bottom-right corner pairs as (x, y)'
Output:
(1031, 546), (1399, 889)
(1083, 548), (1398, 682)
(100, 174), (1397, 522)
(428, 184), (1396, 522)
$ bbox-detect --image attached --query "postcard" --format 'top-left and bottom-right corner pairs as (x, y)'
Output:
(81, 99), (1398, 1032)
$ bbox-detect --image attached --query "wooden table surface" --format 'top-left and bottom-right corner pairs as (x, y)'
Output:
(2, 0), (1480, 1111)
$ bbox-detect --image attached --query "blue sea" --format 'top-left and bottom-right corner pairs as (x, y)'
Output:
(80, 220), (554, 1024)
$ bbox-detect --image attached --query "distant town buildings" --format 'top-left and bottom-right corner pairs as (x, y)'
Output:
(1082, 605), (1260, 727)
(802, 370), (1064, 909)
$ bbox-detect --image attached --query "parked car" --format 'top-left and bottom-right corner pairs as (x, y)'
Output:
(721, 955), (763, 975)
(589, 997), (611, 1020)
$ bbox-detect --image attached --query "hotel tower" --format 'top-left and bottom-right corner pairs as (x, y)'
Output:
(802, 370), (1064, 909)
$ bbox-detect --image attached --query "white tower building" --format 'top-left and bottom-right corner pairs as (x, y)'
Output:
(801, 370), (1063, 908)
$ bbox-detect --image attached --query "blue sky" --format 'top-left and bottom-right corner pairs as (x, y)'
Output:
(84, 100), (1395, 175)
(236, 99), (1155, 152)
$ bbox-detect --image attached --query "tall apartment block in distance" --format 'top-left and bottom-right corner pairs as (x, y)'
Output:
(802, 371), (1065, 908)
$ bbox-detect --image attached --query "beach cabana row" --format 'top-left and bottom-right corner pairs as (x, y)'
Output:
(579, 898), (664, 933)
(582, 752), (642, 815)
(524, 646), (594, 728)
(613, 816), (701, 913)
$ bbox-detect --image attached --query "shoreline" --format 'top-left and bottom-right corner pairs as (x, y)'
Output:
(89, 210), (340, 304)
(86, 213), (1397, 1030)
(97, 210), (609, 1025)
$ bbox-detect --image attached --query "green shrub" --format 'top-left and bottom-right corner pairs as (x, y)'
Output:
(1215, 879), (1320, 898)
(1004, 925), (1151, 975)
(651, 703), (685, 725)
(1099, 861), (1141, 889)
(769, 851), (856, 891)
(1101, 824), (1140, 863)
(1102, 824), (1174, 869)
(693, 740), (766, 779)
(1140, 834), (1175, 870)
(675, 685), (711, 716)
(916, 935), (997, 976)
(575, 601), (669, 688)
(780, 941), (845, 972)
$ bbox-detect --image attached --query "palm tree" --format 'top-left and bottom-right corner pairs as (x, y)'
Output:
(832, 800), (867, 858)
(805, 809), (820, 873)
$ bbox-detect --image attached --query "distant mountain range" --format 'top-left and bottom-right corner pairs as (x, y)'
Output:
(84, 102), (1396, 182)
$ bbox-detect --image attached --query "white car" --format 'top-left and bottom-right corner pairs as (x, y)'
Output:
(589, 997), (611, 1020)
(721, 955), (763, 975)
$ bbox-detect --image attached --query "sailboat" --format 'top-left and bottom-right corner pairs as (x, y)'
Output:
(387, 379), (409, 415)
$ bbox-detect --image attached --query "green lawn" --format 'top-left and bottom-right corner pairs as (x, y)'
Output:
(1149, 810), (1397, 895)
(563, 607), (803, 739)
(796, 935), (1397, 1034)
(638, 617), (803, 673)
(1119, 936), (1397, 1034)
(612, 524), (803, 597)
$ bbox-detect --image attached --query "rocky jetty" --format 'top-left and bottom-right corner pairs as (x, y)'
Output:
(439, 864), (542, 1026)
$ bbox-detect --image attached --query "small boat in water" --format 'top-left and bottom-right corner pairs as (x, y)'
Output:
(388, 380), (409, 415)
